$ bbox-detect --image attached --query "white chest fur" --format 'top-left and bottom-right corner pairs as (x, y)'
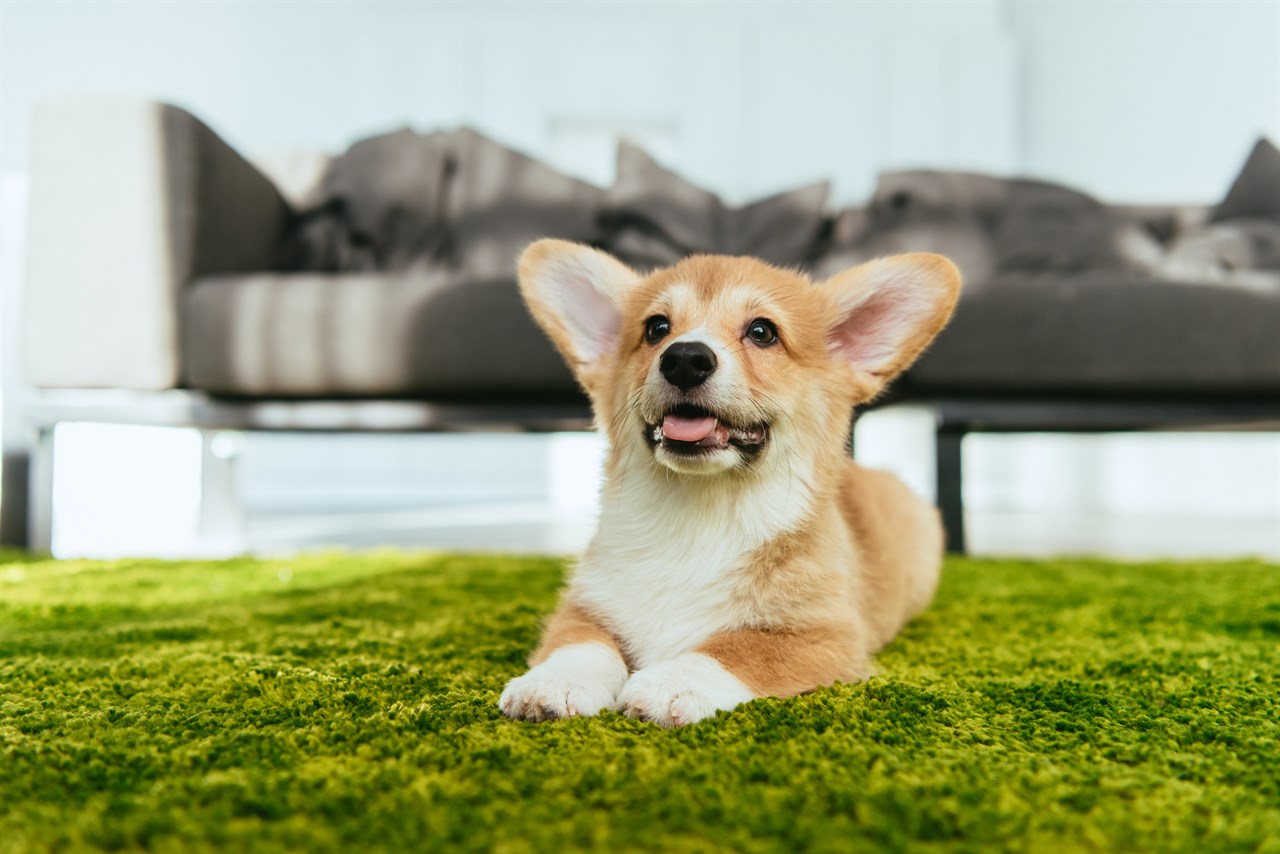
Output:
(571, 449), (814, 669)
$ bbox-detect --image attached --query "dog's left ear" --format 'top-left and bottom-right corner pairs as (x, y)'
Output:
(823, 253), (962, 398)
(518, 239), (640, 388)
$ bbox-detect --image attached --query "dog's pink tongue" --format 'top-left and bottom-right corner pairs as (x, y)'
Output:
(662, 414), (718, 442)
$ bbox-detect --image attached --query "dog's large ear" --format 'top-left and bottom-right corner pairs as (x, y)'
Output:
(823, 253), (962, 398)
(518, 239), (639, 382)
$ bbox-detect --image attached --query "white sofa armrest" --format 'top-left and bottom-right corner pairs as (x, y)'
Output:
(22, 96), (293, 390)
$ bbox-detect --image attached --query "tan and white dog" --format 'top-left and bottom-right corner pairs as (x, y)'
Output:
(500, 240), (961, 727)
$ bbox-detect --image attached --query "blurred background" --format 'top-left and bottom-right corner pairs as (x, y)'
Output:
(1, 0), (1277, 559)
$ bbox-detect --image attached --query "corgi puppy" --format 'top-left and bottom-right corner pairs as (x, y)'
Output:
(500, 241), (961, 727)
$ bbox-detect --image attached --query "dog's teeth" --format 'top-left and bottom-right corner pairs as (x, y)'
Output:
(652, 425), (664, 442)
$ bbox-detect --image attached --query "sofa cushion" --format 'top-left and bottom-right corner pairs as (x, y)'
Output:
(1212, 137), (1280, 223)
(182, 272), (579, 399)
(901, 272), (1280, 396)
(602, 141), (829, 268)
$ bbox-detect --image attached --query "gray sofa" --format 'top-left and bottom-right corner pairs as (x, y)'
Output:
(8, 97), (1279, 552)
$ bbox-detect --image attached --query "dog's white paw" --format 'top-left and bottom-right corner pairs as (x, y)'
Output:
(617, 653), (755, 727)
(499, 642), (628, 722)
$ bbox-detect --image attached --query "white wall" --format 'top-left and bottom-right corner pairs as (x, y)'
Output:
(1009, 0), (1280, 202)
(5, 1), (1276, 203)
(1, 0), (1015, 204)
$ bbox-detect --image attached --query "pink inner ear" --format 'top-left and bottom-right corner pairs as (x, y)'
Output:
(830, 288), (926, 376)
(553, 262), (621, 363)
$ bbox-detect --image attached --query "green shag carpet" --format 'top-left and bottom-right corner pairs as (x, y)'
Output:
(1, 550), (1277, 853)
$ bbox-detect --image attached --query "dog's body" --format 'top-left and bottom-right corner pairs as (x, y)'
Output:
(501, 246), (961, 726)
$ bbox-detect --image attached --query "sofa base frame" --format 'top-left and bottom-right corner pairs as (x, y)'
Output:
(8, 391), (1279, 555)
(928, 397), (1280, 553)
(14, 391), (594, 554)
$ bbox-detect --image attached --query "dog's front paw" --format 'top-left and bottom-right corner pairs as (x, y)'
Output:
(499, 642), (628, 722)
(617, 653), (756, 727)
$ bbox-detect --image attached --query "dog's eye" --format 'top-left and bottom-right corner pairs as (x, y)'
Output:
(644, 315), (671, 344)
(746, 318), (778, 347)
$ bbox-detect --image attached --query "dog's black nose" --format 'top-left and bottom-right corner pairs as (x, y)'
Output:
(660, 341), (717, 390)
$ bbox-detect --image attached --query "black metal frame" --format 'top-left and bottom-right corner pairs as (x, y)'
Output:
(927, 397), (1280, 553)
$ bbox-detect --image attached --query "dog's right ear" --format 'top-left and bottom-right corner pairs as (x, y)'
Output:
(518, 240), (639, 382)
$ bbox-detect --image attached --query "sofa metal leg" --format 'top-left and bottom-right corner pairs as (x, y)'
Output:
(1, 450), (30, 548)
(197, 430), (245, 553)
(28, 427), (55, 555)
(936, 428), (967, 554)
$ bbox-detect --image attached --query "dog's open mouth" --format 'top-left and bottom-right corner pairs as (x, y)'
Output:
(645, 403), (769, 456)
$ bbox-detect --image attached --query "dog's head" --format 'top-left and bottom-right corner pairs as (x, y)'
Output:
(519, 241), (960, 477)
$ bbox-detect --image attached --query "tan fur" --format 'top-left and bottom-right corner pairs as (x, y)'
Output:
(528, 600), (622, 667)
(513, 241), (962, 721)
(697, 624), (868, 698)
(840, 463), (946, 651)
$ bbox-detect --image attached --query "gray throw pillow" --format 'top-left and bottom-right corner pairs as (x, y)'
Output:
(850, 170), (1135, 281)
(855, 171), (1005, 282)
(282, 128), (452, 272)
(322, 128), (453, 270)
(445, 128), (604, 279)
(607, 140), (722, 254)
(1164, 218), (1280, 277)
(603, 142), (829, 268)
(994, 178), (1130, 274)
(1211, 137), (1280, 223)
(727, 181), (832, 263)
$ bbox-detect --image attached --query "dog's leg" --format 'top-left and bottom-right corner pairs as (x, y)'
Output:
(617, 627), (865, 727)
(499, 600), (629, 722)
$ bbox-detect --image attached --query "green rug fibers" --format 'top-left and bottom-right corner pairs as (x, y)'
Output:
(1, 550), (1277, 853)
